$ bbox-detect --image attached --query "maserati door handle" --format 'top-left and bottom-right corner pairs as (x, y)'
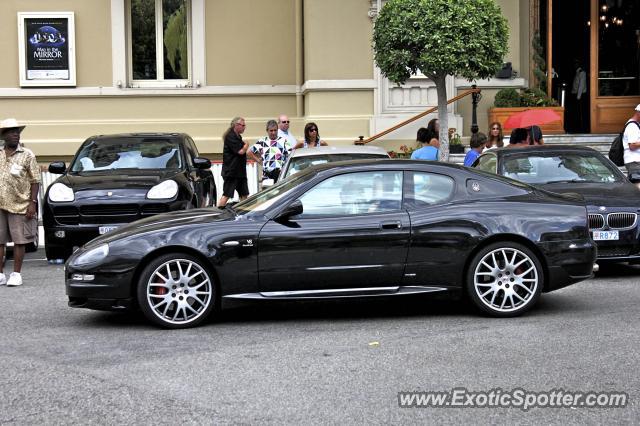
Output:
(380, 221), (402, 230)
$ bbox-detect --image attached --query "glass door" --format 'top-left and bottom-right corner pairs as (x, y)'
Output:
(590, 0), (640, 132)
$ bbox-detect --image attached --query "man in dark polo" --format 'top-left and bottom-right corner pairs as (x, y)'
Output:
(218, 116), (256, 208)
(0, 118), (41, 287)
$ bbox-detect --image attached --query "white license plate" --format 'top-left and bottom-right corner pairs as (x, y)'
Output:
(99, 226), (119, 235)
(593, 230), (619, 241)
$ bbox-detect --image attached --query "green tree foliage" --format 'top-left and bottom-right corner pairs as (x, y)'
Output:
(130, 0), (188, 81)
(373, 0), (508, 160)
(531, 31), (547, 91)
(494, 88), (521, 107)
(520, 88), (558, 107)
(164, 0), (188, 79)
(131, 0), (156, 79)
(493, 87), (558, 107)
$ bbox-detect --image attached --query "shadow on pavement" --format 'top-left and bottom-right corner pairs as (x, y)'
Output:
(594, 262), (640, 278)
(71, 289), (588, 329)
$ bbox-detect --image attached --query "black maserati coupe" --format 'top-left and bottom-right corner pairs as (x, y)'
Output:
(472, 145), (640, 263)
(43, 133), (215, 261)
(65, 160), (596, 328)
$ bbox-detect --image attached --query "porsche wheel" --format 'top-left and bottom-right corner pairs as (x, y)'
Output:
(137, 253), (215, 328)
(466, 242), (543, 317)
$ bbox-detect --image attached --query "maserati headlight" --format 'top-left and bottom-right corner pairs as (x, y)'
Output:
(48, 183), (75, 202)
(70, 244), (109, 268)
(147, 180), (178, 199)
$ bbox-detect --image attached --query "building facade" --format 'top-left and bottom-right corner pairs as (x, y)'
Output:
(1, 0), (638, 161)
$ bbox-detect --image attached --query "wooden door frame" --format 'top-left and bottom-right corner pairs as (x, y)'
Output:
(546, 0), (552, 99)
(545, 0), (640, 133)
(589, 0), (597, 131)
(588, 0), (640, 132)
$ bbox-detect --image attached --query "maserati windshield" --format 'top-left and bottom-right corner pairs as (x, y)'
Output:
(234, 173), (309, 214)
(283, 153), (388, 179)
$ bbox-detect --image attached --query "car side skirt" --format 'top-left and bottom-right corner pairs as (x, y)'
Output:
(223, 285), (451, 300)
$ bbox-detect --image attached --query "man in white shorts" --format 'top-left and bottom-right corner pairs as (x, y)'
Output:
(0, 118), (41, 287)
(623, 104), (640, 176)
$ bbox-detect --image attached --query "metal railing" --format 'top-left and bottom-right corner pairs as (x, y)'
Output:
(357, 87), (482, 145)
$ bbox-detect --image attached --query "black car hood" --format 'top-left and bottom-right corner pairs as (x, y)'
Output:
(88, 207), (236, 246)
(61, 169), (181, 191)
(539, 181), (640, 207)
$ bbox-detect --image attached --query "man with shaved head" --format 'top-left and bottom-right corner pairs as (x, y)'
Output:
(277, 114), (297, 152)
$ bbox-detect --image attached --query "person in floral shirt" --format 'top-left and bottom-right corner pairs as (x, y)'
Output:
(250, 120), (292, 182)
(0, 118), (41, 287)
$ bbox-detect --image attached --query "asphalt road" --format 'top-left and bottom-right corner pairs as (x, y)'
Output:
(0, 250), (638, 424)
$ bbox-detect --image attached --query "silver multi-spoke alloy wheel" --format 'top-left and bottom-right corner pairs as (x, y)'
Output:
(467, 243), (542, 317)
(138, 254), (215, 328)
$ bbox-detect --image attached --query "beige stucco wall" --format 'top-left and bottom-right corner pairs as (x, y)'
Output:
(496, 0), (521, 74)
(300, 0), (374, 144)
(303, 0), (373, 80)
(0, 0), (112, 88)
(303, 91), (373, 145)
(206, 0), (297, 85)
(0, 0), (531, 160)
(6, 95), (298, 158)
(519, 0), (531, 84)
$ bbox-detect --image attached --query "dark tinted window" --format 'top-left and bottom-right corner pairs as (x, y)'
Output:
(475, 154), (497, 173)
(183, 137), (198, 166)
(501, 152), (623, 184)
(404, 172), (455, 209)
(70, 137), (183, 172)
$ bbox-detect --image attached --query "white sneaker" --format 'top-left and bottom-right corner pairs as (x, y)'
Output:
(0, 273), (6, 286)
(7, 272), (22, 287)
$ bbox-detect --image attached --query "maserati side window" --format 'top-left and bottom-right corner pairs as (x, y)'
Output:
(405, 172), (455, 208)
(475, 154), (497, 173)
(298, 171), (403, 217)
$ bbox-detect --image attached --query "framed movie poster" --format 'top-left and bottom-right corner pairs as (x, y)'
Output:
(17, 12), (76, 87)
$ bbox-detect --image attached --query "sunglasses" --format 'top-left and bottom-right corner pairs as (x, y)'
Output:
(309, 128), (318, 132)
(281, 120), (290, 124)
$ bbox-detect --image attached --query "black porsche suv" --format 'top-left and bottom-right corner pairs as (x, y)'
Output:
(43, 133), (216, 260)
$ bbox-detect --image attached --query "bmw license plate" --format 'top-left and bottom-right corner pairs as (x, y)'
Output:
(592, 230), (619, 241)
(99, 226), (119, 235)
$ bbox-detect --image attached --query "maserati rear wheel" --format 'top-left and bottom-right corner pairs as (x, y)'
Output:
(466, 242), (543, 317)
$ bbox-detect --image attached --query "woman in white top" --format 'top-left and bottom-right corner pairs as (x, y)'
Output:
(484, 122), (504, 151)
(294, 122), (328, 149)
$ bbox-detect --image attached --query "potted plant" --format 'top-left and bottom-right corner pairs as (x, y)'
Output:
(388, 144), (416, 159)
(494, 88), (520, 108)
(448, 129), (464, 154)
(488, 88), (565, 134)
